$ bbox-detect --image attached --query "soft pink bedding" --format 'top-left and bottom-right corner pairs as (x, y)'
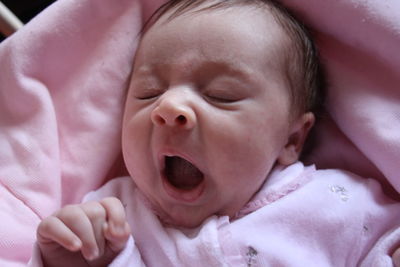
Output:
(0, 0), (399, 265)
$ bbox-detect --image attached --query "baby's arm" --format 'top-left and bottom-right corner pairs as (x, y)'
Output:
(36, 197), (131, 267)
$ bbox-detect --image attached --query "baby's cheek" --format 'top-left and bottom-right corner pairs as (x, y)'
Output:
(121, 135), (138, 172)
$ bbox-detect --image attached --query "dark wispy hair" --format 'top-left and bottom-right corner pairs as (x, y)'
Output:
(140, 0), (325, 117)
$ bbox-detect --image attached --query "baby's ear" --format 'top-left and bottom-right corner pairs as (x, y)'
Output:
(278, 112), (315, 166)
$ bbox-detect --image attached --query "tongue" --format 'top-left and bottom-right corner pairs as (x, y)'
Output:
(165, 156), (204, 190)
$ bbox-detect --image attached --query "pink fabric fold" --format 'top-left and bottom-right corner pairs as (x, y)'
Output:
(0, 0), (399, 265)
(0, 0), (164, 265)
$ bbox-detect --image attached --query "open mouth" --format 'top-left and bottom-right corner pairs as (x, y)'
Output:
(164, 156), (204, 191)
(162, 155), (205, 202)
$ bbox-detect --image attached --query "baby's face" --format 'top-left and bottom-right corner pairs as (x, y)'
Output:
(122, 5), (303, 227)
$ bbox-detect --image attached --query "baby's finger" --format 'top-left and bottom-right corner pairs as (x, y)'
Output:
(103, 221), (131, 252)
(80, 201), (107, 256)
(55, 205), (100, 261)
(37, 216), (82, 252)
(100, 197), (127, 229)
(100, 197), (131, 252)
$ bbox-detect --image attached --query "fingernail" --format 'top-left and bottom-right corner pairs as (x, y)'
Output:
(70, 239), (82, 251)
(86, 248), (99, 261)
(110, 221), (121, 235)
(103, 222), (109, 231)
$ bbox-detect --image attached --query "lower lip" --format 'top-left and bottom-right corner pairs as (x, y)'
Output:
(161, 174), (205, 203)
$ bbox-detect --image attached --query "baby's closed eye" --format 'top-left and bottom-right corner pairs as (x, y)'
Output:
(203, 79), (249, 104)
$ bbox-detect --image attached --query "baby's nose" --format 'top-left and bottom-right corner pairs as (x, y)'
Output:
(151, 95), (196, 130)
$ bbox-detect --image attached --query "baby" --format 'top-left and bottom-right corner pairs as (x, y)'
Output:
(31, 0), (400, 266)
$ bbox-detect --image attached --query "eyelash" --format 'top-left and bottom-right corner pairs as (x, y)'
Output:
(203, 87), (244, 103)
(136, 94), (158, 100)
(134, 88), (162, 100)
(204, 94), (238, 103)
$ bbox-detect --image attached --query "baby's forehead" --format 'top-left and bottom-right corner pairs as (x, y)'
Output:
(143, 5), (291, 67)
(148, 1), (292, 54)
(151, 0), (286, 35)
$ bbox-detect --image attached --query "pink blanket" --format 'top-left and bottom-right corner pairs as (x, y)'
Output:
(0, 0), (399, 265)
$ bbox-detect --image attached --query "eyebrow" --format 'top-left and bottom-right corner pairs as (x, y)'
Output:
(179, 61), (258, 89)
(195, 61), (254, 79)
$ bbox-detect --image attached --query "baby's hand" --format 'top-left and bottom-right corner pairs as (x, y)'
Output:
(37, 197), (131, 267)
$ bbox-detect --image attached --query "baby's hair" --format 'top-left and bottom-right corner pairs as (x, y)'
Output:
(141, 0), (325, 117)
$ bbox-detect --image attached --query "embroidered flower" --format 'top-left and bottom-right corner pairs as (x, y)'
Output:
(246, 246), (258, 267)
(330, 185), (349, 202)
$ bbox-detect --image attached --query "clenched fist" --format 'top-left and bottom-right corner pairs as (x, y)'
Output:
(37, 197), (131, 267)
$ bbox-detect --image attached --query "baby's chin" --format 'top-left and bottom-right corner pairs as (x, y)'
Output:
(154, 206), (209, 229)
(151, 201), (220, 229)
(138, 187), (236, 229)
(135, 186), (207, 228)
